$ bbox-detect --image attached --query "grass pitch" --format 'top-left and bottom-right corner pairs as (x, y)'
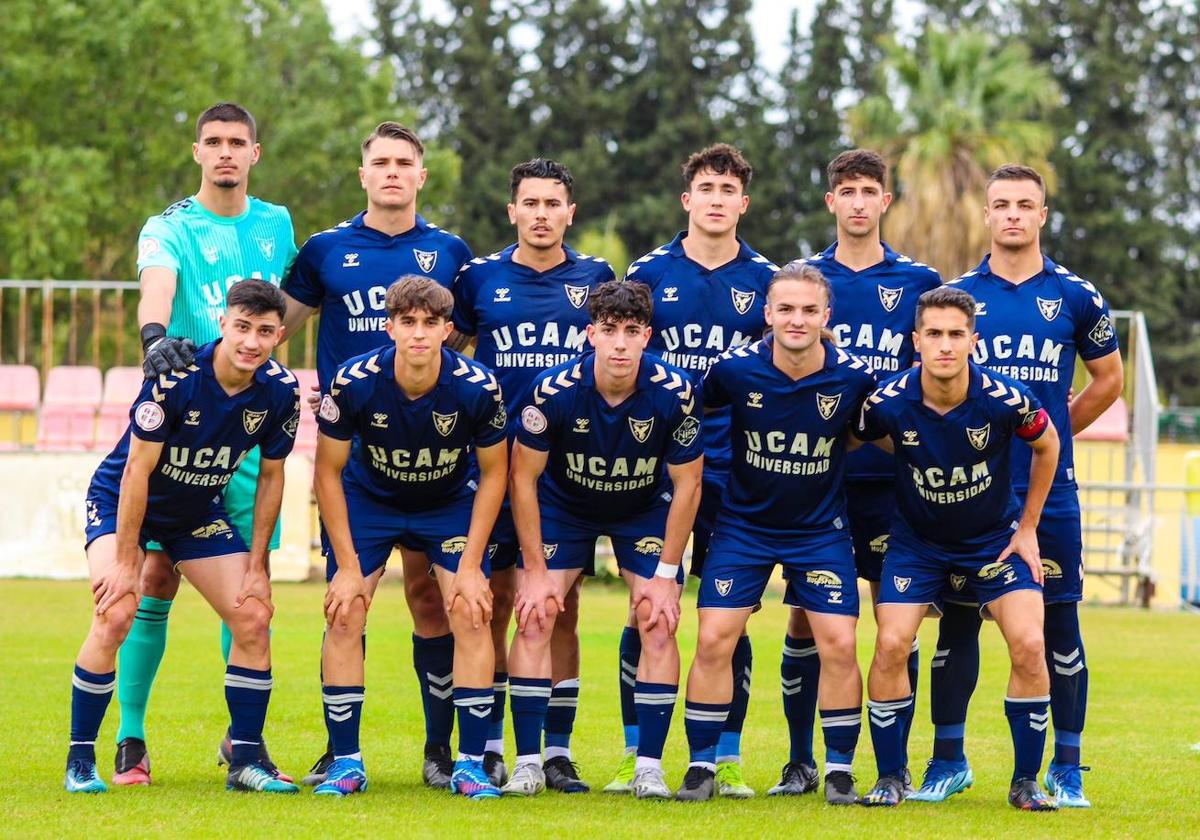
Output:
(3, 578), (1198, 838)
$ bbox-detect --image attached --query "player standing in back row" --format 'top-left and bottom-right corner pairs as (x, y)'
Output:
(115, 102), (298, 786)
(617, 143), (776, 797)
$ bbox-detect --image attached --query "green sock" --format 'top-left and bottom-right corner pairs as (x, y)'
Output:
(220, 622), (233, 663)
(116, 596), (173, 743)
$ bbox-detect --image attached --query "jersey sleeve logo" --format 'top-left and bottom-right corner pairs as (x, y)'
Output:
(730, 288), (756, 315)
(522, 405), (548, 434)
(414, 248), (438, 273)
(564, 284), (590, 309)
(1036, 297), (1063, 321)
(490, 402), (508, 430)
(283, 412), (300, 438)
(628, 417), (654, 443)
(1088, 314), (1115, 347)
(138, 238), (160, 260)
(673, 415), (700, 447)
(966, 423), (991, 451)
(243, 409), (268, 436)
(134, 401), (166, 432)
(816, 392), (842, 420)
(319, 394), (340, 423)
(878, 285), (903, 312)
(433, 411), (459, 437)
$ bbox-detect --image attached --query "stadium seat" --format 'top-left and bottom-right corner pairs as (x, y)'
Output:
(292, 368), (319, 458)
(94, 367), (145, 450)
(1076, 396), (1129, 442)
(37, 366), (102, 451)
(0, 365), (40, 449)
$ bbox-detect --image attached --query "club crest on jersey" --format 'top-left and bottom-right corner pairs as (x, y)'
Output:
(243, 409), (268, 436)
(715, 578), (733, 597)
(816, 392), (842, 421)
(966, 423), (991, 451)
(950, 574), (966, 592)
(283, 412), (300, 439)
(673, 415), (700, 447)
(202, 246), (219, 265)
(542, 544), (558, 560)
(185, 410), (201, 426)
(256, 237), (275, 260)
(1037, 297), (1063, 321)
(413, 249), (438, 273)
(662, 287), (679, 302)
(342, 253), (360, 268)
(319, 394), (340, 424)
(893, 576), (912, 593)
(371, 412), (389, 429)
(878, 285), (903, 313)
(1089, 314), (1115, 347)
(564, 284), (590, 309)
(433, 411), (458, 437)
(634, 537), (664, 556)
(490, 402), (508, 430)
(628, 416), (654, 443)
(730, 288), (755, 315)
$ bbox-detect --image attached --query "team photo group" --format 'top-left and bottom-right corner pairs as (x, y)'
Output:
(64, 100), (1122, 812)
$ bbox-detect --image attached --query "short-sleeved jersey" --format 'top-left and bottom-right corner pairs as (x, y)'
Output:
(806, 241), (943, 482)
(515, 351), (703, 522)
(625, 232), (777, 474)
(950, 254), (1119, 491)
(703, 338), (876, 537)
(137, 196), (298, 344)
(857, 363), (1047, 549)
(317, 346), (506, 510)
(452, 243), (615, 415)
(283, 212), (472, 388)
(89, 341), (301, 531)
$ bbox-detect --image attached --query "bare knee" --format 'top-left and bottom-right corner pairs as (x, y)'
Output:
(1008, 632), (1046, 678)
(327, 598), (367, 643)
(787, 607), (812, 638)
(693, 624), (738, 670)
(819, 631), (859, 673)
(407, 573), (447, 635)
(227, 600), (271, 655)
(874, 628), (914, 669)
(140, 557), (179, 600)
(92, 596), (138, 650)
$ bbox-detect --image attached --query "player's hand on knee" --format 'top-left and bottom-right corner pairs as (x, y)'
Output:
(445, 565), (493, 629)
(324, 567), (370, 629)
(141, 324), (196, 379)
(235, 567), (275, 616)
(637, 577), (681, 636)
(92, 562), (140, 615)
(515, 570), (562, 635)
(998, 524), (1043, 585)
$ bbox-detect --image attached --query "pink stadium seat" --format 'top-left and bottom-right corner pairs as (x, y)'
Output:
(37, 366), (102, 451)
(1076, 396), (1129, 442)
(0, 365), (40, 450)
(292, 368), (319, 457)
(94, 367), (145, 450)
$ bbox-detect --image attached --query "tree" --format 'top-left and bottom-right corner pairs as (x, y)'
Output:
(848, 27), (1060, 280)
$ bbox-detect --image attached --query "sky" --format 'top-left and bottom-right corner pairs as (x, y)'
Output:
(324, 1), (821, 74)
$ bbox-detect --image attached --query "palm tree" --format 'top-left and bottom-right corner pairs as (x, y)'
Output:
(848, 28), (1061, 280)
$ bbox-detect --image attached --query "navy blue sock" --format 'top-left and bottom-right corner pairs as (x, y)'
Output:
(323, 684), (364, 757)
(412, 633), (454, 751)
(618, 625), (640, 750)
(454, 686), (494, 761)
(487, 671), (507, 751)
(820, 706), (862, 772)
(931, 602), (981, 762)
(782, 635), (820, 765)
(545, 678), (580, 758)
(225, 665), (272, 766)
(69, 665), (115, 763)
(1044, 601), (1087, 766)
(868, 695), (912, 778)
(319, 630), (366, 752)
(509, 677), (551, 760)
(901, 638), (919, 764)
(684, 700), (729, 769)
(717, 634), (752, 763)
(634, 681), (677, 761)
(1005, 695), (1050, 782)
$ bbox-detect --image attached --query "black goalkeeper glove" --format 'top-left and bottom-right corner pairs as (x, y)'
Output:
(141, 322), (197, 379)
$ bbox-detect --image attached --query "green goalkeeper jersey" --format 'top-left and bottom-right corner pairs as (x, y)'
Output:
(136, 195), (298, 342)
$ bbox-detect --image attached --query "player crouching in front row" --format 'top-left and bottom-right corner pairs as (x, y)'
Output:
(313, 276), (509, 799)
(66, 280), (302, 793)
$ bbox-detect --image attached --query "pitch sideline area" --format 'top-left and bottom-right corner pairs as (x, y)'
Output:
(5, 580), (1198, 838)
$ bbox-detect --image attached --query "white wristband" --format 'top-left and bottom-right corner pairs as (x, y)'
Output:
(654, 561), (678, 579)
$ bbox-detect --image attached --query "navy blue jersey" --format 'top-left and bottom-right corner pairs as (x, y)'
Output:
(283, 212), (472, 388)
(703, 338), (876, 537)
(89, 341), (300, 531)
(857, 363), (1047, 549)
(625, 232), (777, 474)
(950, 254), (1119, 491)
(806, 241), (943, 481)
(515, 351), (703, 522)
(451, 243), (615, 415)
(317, 346), (507, 510)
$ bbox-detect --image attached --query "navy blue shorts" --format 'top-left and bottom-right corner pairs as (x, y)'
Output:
(701, 524), (858, 615)
(84, 495), (247, 562)
(522, 495), (681, 583)
(880, 525), (1042, 616)
(846, 480), (894, 582)
(688, 473), (727, 577)
(322, 484), (491, 581)
(487, 503), (519, 572)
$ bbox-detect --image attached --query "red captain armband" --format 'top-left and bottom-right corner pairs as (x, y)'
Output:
(1016, 407), (1050, 441)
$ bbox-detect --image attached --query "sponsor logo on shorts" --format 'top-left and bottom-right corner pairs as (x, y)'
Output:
(878, 285), (903, 313)
(806, 570), (842, 587)
(243, 409), (268, 436)
(522, 406), (547, 434)
(816, 392), (842, 421)
(950, 574), (966, 592)
(966, 423), (991, 451)
(828, 590), (843, 604)
(634, 537), (664, 556)
(441, 536), (468, 554)
(414, 248), (438, 273)
(134, 401), (166, 432)
(672, 415), (700, 447)
(1041, 559), (1063, 578)
(977, 560), (1015, 582)
(731, 288), (756, 315)
(1037, 297), (1063, 321)
(893, 576), (911, 593)
(869, 534), (889, 554)
(715, 578), (733, 597)
(319, 394), (340, 423)
(433, 411), (458, 437)
(628, 417), (654, 444)
(191, 518), (233, 540)
(564, 284), (590, 309)
(542, 544), (557, 560)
